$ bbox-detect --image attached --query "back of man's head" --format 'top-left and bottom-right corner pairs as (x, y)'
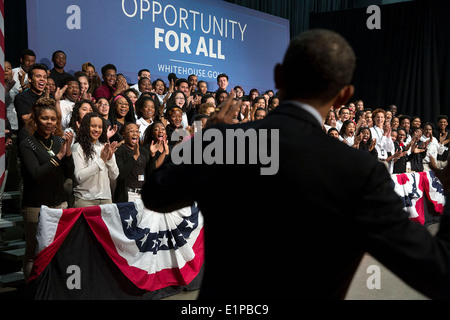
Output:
(281, 29), (355, 103)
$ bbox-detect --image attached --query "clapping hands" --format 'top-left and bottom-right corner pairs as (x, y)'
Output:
(100, 141), (118, 162)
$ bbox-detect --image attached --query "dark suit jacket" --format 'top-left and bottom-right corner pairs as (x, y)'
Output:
(142, 103), (450, 300)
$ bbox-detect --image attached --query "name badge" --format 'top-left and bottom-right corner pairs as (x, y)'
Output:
(138, 174), (145, 182)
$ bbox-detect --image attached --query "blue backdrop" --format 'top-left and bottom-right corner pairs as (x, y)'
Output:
(26, 0), (290, 94)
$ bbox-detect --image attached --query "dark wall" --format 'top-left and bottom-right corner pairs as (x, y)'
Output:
(4, 0), (28, 68)
(310, 0), (450, 123)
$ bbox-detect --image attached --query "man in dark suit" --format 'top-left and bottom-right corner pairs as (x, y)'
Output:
(142, 29), (450, 299)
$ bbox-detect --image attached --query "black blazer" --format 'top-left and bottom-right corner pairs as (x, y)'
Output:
(142, 103), (450, 300)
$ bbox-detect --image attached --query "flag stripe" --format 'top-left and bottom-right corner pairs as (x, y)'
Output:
(29, 207), (84, 282)
(30, 202), (204, 292)
(83, 204), (204, 291)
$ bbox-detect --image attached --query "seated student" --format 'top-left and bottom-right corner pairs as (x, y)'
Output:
(71, 112), (119, 207)
(114, 123), (152, 203)
(19, 97), (74, 280)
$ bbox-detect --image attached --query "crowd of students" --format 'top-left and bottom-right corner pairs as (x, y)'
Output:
(323, 102), (450, 174)
(3, 48), (450, 280)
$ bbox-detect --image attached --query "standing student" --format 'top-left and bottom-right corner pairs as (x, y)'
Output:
(135, 96), (157, 142)
(370, 108), (395, 166)
(19, 97), (74, 280)
(14, 63), (48, 138)
(114, 123), (152, 203)
(108, 94), (136, 144)
(71, 113), (119, 207)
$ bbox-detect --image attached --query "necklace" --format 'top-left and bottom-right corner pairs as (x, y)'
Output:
(38, 138), (55, 157)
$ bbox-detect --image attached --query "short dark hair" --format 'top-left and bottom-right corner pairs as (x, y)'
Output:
(20, 49), (36, 59)
(216, 73), (228, 81)
(101, 64), (117, 76)
(138, 69), (150, 77)
(281, 29), (356, 102)
(51, 50), (66, 61)
(28, 63), (48, 79)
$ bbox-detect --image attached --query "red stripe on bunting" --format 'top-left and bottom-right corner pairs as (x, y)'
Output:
(28, 207), (85, 282)
(83, 205), (205, 292)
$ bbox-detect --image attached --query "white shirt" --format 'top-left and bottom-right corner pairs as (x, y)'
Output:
(370, 125), (394, 160)
(136, 117), (152, 142)
(72, 141), (119, 200)
(59, 99), (75, 129)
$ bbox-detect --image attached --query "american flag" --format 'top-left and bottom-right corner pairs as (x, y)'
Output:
(391, 171), (445, 225)
(30, 199), (204, 292)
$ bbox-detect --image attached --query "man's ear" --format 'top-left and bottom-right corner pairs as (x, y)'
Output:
(332, 85), (354, 109)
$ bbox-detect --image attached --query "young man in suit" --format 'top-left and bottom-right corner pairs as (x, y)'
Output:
(142, 29), (450, 300)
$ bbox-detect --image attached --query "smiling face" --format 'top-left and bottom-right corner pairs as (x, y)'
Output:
(97, 98), (109, 117)
(114, 96), (130, 119)
(152, 123), (166, 142)
(30, 68), (48, 94)
(174, 92), (186, 108)
(89, 116), (103, 143)
(361, 128), (371, 143)
(168, 109), (183, 128)
(154, 80), (165, 95)
(139, 78), (152, 93)
(37, 109), (57, 138)
(124, 123), (140, 148)
(78, 76), (89, 96)
(140, 100), (155, 120)
(21, 54), (36, 73)
(438, 118), (448, 132)
(78, 102), (93, 121)
(53, 52), (66, 69)
(103, 68), (117, 88)
(373, 112), (385, 128)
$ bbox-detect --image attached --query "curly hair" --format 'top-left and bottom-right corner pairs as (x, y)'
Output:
(26, 97), (63, 137)
(75, 112), (108, 161)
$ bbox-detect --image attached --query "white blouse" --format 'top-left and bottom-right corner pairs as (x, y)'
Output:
(370, 126), (394, 160)
(71, 141), (119, 200)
